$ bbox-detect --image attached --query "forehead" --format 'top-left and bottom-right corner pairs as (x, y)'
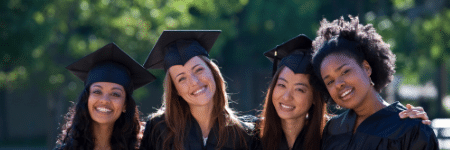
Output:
(320, 54), (357, 74)
(90, 82), (124, 90)
(279, 67), (310, 83)
(168, 56), (207, 73)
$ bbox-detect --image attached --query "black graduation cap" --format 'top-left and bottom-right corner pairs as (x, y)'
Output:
(143, 30), (221, 71)
(66, 43), (156, 92)
(264, 34), (313, 76)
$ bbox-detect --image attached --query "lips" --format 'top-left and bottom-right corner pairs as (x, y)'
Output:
(191, 86), (207, 96)
(279, 103), (295, 111)
(95, 106), (112, 114)
(339, 87), (354, 101)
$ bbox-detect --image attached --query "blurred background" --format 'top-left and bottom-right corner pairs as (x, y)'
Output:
(1, 0), (449, 149)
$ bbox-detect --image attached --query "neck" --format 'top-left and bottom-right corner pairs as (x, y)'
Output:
(92, 122), (114, 150)
(281, 116), (306, 149)
(190, 101), (214, 138)
(353, 89), (388, 119)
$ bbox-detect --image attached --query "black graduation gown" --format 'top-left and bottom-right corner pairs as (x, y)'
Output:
(278, 128), (307, 150)
(140, 115), (259, 150)
(321, 101), (439, 150)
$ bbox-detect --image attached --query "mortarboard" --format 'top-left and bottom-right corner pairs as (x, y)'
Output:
(143, 30), (221, 72)
(66, 43), (156, 92)
(264, 34), (313, 76)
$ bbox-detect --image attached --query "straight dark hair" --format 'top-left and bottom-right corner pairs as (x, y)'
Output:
(259, 66), (327, 150)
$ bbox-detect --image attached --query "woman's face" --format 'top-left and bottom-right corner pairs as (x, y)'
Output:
(272, 67), (313, 121)
(88, 82), (126, 125)
(320, 54), (372, 109)
(169, 56), (216, 108)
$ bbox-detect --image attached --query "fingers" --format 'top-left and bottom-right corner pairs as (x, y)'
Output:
(422, 120), (432, 125)
(406, 104), (413, 109)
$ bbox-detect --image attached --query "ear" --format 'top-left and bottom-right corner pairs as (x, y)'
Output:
(362, 60), (372, 77)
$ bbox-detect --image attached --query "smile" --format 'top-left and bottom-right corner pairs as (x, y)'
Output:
(96, 106), (112, 113)
(192, 86), (207, 96)
(280, 103), (295, 111)
(339, 88), (354, 100)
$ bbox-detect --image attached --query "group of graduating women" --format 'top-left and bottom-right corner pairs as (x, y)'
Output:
(54, 16), (439, 150)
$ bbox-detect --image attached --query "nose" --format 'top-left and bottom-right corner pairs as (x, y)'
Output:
(188, 74), (200, 87)
(335, 77), (345, 89)
(282, 89), (293, 101)
(99, 94), (110, 103)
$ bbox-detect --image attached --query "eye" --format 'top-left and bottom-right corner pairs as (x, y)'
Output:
(178, 77), (186, 82)
(326, 80), (334, 86)
(195, 67), (204, 73)
(92, 90), (102, 95)
(296, 88), (305, 93)
(276, 83), (286, 88)
(112, 92), (121, 97)
(342, 69), (350, 75)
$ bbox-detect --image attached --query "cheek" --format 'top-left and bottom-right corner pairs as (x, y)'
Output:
(271, 87), (282, 101)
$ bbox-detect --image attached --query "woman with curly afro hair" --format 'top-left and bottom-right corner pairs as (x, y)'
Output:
(54, 43), (156, 150)
(311, 16), (439, 150)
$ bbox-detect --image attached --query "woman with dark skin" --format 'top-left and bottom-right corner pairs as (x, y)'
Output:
(311, 16), (439, 150)
(140, 30), (257, 150)
(55, 43), (156, 150)
(257, 34), (431, 150)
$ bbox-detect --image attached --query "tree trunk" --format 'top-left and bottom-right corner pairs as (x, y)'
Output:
(436, 61), (447, 118)
(0, 89), (7, 142)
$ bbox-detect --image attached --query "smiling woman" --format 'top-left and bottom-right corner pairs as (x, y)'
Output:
(311, 16), (439, 150)
(140, 30), (257, 150)
(54, 43), (156, 150)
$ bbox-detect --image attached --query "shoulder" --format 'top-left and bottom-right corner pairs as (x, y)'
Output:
(143, 114), (167, 136)
(324, 109), (354, 135)
(359, 102), (435, 140)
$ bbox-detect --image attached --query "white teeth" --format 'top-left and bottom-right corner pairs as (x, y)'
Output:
(280, 103), (294, 109)
(193, 87), (206, 95)
(341, 89), (352, 98)
(96, 107), (111, 113)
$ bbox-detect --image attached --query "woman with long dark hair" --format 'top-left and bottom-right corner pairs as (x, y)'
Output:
(55, 43), (156, 150)
(311, 16), (438, 149)
(140, 30), (257, 150)
(258, 35), (326, 150)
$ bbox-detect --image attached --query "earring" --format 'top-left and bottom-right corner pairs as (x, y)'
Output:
(370, 78), (375, 86)
(335, 105), (341, 109)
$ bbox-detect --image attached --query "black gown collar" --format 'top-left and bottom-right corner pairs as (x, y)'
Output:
(279, 126), (307, 150)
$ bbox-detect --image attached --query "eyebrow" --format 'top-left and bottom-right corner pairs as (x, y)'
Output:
(278, 77), (309, 88)
(92, 85), (103, 89)
(191, 64), (201, 71)
(175, 72), (185, 78)
(112, 87), (124, 92)
(323, 63), (348, 81)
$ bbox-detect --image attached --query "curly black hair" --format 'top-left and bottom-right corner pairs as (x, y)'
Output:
(311, 15), (396, 98)
(54, 87), (141, 150)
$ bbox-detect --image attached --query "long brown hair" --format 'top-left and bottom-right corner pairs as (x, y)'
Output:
(259, 66), (327, 150)
(151, 56), (248, 150)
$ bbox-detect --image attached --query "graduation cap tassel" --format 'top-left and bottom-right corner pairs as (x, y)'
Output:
(272, 51), (278, 77)
(272, 59), (278, 77)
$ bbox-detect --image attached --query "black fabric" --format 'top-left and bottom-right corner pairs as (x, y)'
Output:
(277, 127), (307, 150)
(140, 115), (259, 150)
(66, 43), (156, 91)
(321, 101), (439, 150)
(143, 30), (221, 72)
(264, 34), (313, 76)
